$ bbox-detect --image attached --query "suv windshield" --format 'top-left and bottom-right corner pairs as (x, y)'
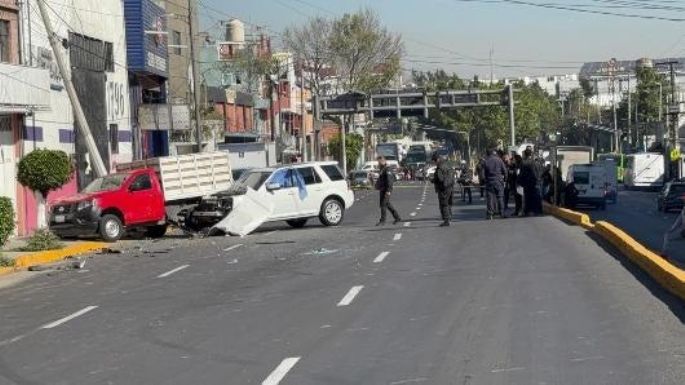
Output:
(83, 174), (128, 193)
(236, 171), (272, 191)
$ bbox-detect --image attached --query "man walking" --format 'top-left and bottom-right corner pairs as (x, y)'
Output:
(433, 154), (455, 227)
(520, 148), (543, 216)
(483, 149), (507, 220)
(375, 156), (402, 226)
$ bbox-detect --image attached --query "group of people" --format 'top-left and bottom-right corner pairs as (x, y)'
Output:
(476, 147), (545, 219)
(374, 147), (547, 227)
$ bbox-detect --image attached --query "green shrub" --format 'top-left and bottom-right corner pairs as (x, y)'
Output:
(0, 254), (15, 267)
(17, 149), (73, 198)
(0, 197), (14, 247)
(19, 229), (63, 252)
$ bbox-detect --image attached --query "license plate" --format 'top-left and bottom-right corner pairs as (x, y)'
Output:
(54, 215), (65, 223)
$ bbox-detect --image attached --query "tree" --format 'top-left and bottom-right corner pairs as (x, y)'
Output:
(329, 8), (403, 93)
(328, 132), (363, 171)
(17, 149), (73, 228)
(0, 196), (14, 248)
(283, 16), (334, 96)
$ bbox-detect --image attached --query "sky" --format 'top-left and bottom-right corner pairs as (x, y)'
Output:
(199, 0), (685, 79)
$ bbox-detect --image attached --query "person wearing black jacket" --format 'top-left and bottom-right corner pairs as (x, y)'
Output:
(375, 156), (402, 226)
(519, 148), (543, 215)
(483, 149), (507, 219)
(433, 154), (455, 227)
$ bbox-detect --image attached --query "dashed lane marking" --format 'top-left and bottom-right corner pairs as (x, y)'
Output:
(404, 222), (412, 227)
(157, 264), (190, 278)
(337, 285), (364, 307)
(374, 251), (390, 263)
(393, 233), (402, 241)
(410, 212), (417, 217)
(262, 357), (301, 385)
(41, 306), (99, 329)
(223, 244), (243, 252)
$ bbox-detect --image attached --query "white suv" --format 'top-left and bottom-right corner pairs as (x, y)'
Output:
(186, 162), (355, 230)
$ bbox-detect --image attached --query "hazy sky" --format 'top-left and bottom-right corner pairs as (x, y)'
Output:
(200, 0), (685, 78)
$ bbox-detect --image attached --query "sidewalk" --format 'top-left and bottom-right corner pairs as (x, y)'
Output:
(0, 237), (108, 275)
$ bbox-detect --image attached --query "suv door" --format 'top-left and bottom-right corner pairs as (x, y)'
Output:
(267, 168), (300, 219)
(295, 166), (325, 216)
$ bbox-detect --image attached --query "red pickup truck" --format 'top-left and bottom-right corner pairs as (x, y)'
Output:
(49, 152), (234, 242)
(49, 168), (169, 242)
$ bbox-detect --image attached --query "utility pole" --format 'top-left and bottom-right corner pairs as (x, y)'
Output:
(627, 76), (632, 145)
(299, 57), (306, 161)
(656, 60), (679, 179)
(508, 83), (515, 147)
(187, 0), (203, 152)
(35, 0), (107, 177)
(342, 116), (348, 176)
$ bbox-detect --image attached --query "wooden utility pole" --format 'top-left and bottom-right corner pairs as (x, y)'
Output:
(35, 0), (107, 177)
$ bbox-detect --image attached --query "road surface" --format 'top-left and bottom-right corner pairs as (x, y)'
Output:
(1, 184), (685, 384)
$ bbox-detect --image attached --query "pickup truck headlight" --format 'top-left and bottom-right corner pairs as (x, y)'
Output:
(77, 200), (95, 211)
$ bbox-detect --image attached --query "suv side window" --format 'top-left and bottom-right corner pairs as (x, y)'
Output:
(270, 168), (296, 188)
(321, 165), (344, 181)
(298, 167), (322, 185)
(130, 174), (152, 191)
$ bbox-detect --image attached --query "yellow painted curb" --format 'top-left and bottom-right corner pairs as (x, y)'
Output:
(542, 202), (592, 228)
(13, 242), (109, 269)
(593, 221), (685, 300)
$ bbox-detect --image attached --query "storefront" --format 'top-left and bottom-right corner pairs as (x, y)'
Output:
(124, 0), (170, 159)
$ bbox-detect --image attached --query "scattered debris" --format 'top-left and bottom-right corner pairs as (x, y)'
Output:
(304, 248), (339, 256)
(99, 248), (122, 254)
(72, 259), (86, 269)
(28, 265), (49, 272)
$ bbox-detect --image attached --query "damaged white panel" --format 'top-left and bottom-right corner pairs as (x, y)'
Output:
(211, 188), (273, 236)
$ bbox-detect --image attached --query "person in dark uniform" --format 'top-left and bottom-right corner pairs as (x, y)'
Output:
(483, 149), (507, 219)
(520, 148), (543, 216)
(458, 163), (474, 204)
(375, 156), (402, 226)
(433, 154), (455, 227)
(512, 154), (523, 216)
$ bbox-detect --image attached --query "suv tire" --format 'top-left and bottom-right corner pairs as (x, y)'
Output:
(99, 214), (124, 242)
(319, 198), (344, 226)
(286, 219), (308, 228)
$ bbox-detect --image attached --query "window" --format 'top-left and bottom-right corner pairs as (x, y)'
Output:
(270, 169), (296, 188)
(297, 167), (322, 185)
(321, 165), (344, 181)
(0, 20), (9, 63)
(573, 172), (590, 185)
(172, 31), (181, 55)
(104, 42), (114, 72)
(130, 174), (152, 191)
(109, 124), (119, 155)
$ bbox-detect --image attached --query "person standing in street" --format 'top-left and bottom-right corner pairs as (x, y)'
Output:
(433, 154), (455, 227)
(484, 149), (507, 219)
(520, 148), (543, 216)
(375, 156), (402, 226)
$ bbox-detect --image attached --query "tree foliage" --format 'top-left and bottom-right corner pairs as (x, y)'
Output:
(17, 149), (73, 198)
(283, 16), (333, 95)
(328, 132), (364, 171)
(0, 197), (14, 248)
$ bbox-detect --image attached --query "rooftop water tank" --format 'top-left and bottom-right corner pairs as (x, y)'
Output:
(226, 19), (245, 43)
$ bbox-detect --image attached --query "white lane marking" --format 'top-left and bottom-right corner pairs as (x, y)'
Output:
(491, 367), (526, 373)
(410, 212), (417, 217)
(223, 244), (243, 252)
(374, 251), (390, 263)
(404, 222), (412, 227)
(393, 233), (402, 241)
(262, 357), (301, 385)
(264, 230), (280, 236)
(416, 207), (422, 211)
(157, 264), (190, 278)
(337, 285), (364, 306)
(41, 306), (99, 329)
(418, 203), (423, 206)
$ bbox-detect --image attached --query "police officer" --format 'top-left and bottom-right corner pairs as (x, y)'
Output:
(375, 156), (402, 226)
(433, 154), (455, 227)
(483, 149), (507, 219)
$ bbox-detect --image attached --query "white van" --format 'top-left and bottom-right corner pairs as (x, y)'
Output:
(595, 159), (618, 203)
(624, 153), (665, 189)
(567, 164), (608, 210)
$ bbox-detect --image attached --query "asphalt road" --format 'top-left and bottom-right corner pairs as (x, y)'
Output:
(577, 188), (685, 266)
(1, 184), (685, 384)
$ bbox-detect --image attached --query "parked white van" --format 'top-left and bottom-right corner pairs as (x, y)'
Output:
(624, 153), (665, 189)
(567, 164), (608, 210)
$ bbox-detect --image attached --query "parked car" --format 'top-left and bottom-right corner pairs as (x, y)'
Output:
(350, 170), (373, 189)
(567, 164), (608, 210)
(49, 152), (233, 242)
(657, 182), (685, 212)
(185, 162), (355, 231)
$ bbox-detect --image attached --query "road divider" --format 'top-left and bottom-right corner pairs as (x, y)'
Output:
(543, 202), (685, 301)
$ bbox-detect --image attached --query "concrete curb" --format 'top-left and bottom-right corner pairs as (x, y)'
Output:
(543, 202), (685, 300)
(1, 242), (109, 275)
(593, 221), (685, 300)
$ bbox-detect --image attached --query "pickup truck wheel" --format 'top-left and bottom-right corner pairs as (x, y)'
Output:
(286, 219), (308, 228)
(319, 199), (344, 226)
(145, 224), (168, 238)
(99, 214), (124, 242)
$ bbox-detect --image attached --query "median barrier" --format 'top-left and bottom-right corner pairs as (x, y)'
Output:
(592, 221), (685, 300)
(542, 202), (593, 229)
